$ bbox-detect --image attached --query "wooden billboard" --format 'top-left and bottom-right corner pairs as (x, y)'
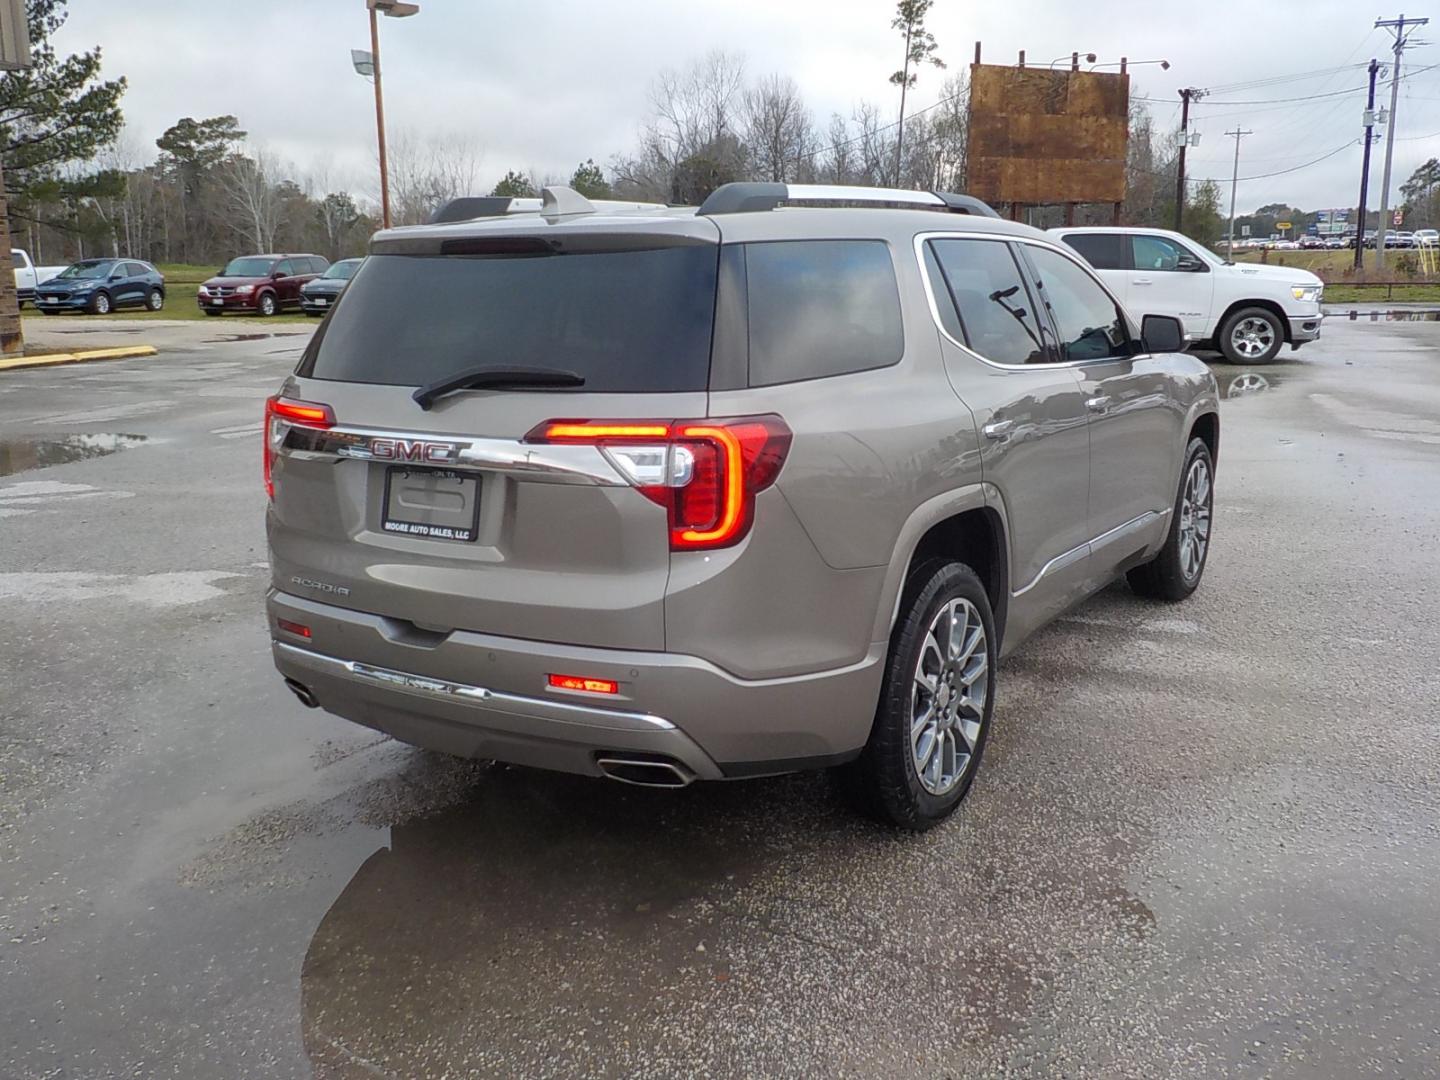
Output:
(965, 63), (1130, 206)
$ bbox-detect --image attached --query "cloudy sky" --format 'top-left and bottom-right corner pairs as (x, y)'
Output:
(55, 0), (1440, 216)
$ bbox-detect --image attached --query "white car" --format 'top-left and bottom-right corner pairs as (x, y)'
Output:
(10, 249), (68, 305)
(1414, 228), (1439, 246)
(1051, 226), (1324, 365)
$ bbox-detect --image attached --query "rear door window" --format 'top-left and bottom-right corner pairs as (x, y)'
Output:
(928, 238), (1049, 365)
(742, 240), (903, 386)
(1059, 232), (1128, 270)
(301, 245), (719, 392)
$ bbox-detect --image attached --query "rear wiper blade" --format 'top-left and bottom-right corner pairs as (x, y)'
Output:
(412, 365), (585, 410)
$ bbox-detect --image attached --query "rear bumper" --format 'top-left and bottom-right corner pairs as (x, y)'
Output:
(268, 589), (883, 779)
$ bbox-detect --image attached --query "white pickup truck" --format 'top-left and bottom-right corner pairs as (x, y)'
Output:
(10, 249), (69, 305)
(1052, 226), (1324, 365)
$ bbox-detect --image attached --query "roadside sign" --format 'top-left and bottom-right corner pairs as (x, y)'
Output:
(1276, 221), (1292, 230)
(0, 0), (30, 71)
(1241, 224), (1251, 236)
(1394, 209), (1404, 226)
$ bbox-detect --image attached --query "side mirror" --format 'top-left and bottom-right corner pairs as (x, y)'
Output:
(1176, 255), (1204, 272)
(272, 271), (288, 280)
(1141, 314), (1185, 353)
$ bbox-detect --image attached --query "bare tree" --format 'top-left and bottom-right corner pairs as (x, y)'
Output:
(743, 75), (817, 183)
(387, 131), (485, 225)
(217, 145), (284, 251)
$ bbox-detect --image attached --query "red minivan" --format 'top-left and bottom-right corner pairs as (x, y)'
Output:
(198, 254), (329, 316)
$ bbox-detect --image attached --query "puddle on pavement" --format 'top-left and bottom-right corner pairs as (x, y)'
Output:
(0, 433), (147, 477)
(50, 327), (146, 335)
(1219, 372), (1281, 399)
(206, 332), (309, 344)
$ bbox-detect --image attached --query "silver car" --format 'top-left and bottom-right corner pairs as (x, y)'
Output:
(266, 183), (1219, 830)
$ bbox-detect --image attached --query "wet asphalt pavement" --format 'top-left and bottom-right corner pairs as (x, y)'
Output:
(2, 317), (1438, 1078)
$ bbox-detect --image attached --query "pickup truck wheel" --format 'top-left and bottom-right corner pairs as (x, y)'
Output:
(840, 560), (995, 831)
(88, 290), (111, 315)
(1219, 307), (1283, 364)
(1128, 437), (1214, 602)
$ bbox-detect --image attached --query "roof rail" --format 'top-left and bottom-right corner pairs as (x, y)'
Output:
(696, 182), (999, 219)
(427, 186), (670, 226)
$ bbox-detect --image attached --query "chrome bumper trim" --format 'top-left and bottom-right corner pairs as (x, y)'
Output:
(273, 640), (675, 731)
(281, 424), (626, 486)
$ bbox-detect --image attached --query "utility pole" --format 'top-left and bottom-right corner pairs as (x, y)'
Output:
(1174, 88), (1205, 231)
(1356, 58), (1380, 270)
(1225, 128), (1253, 262)
(1375, 13), (1429, 268)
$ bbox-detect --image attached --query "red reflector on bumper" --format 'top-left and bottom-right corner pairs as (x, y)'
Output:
(277, 618), (312, 638)
(548, 673), (619, 695)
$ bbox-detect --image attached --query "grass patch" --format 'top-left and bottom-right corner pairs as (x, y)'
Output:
(1323, 284), (1440, 303)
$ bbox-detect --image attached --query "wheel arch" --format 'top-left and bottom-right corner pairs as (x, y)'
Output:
(1189, 408), (1220, 467)
(1218, 298), (1290, 344)
(874, 484), (1010, 646)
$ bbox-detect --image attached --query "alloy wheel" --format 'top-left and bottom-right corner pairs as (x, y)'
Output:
(910, 597), (990, 796)
(1177, 456), (1213, 581)
(1230, 317), (1274, 359)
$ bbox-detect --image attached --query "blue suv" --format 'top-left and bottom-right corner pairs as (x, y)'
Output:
(34, 259), (166, 316)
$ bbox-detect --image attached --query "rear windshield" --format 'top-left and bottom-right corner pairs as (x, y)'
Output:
(300, 247), (719, 392)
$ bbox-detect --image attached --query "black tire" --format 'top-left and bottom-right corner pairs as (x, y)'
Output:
(147, 288), (164, 311)
(1127, 436), (1215, 602)
(1218, 306), (1283, 365)
(257, 292), (277, 317)
(88, 290), (111, 315)
(841, 559), (996, 831)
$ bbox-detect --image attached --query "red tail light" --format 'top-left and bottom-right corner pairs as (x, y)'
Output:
(526, 415), (792, 550)
(264, 394), (334, 499)
(548, 673), (620, 695)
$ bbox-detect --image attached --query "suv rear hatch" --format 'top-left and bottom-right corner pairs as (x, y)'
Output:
(267, 217), (721, 651)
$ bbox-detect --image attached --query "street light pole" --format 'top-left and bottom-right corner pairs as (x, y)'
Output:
(369, 3), (390, 229)
(362, 0), (419, 231)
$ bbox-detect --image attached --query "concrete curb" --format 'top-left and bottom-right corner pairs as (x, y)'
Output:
(0, 345), (159, 372)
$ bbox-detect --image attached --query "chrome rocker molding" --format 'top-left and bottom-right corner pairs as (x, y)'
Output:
(273, 641), (675, 732)
(1013, 510), (1170, 597)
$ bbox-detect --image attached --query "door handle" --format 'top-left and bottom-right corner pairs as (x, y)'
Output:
(1132, 278), (1154, 286)
(982, 419), (1015, 440)
(1086, 396), (1112, 414)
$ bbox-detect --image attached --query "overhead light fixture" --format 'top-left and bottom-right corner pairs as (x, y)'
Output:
(350, 49), (374, 77)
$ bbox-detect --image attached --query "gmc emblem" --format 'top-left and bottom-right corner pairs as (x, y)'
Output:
(370, 438), (456, 463)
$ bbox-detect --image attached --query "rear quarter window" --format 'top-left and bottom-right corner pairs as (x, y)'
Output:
(743, 240), (903, 386)
(1060, 233), (1127, 270)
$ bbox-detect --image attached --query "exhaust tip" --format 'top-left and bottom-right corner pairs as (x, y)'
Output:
(596, 754), (695, 788)
(284, 677), (320, 709)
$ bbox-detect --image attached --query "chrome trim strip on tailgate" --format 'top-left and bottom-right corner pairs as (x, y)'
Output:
(280, 424), (626, 486)
(273, 641), (675, 730)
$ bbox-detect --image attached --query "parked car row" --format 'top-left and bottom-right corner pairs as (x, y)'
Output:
(9, 249), (69, 303)
(198, 254), (362, 317)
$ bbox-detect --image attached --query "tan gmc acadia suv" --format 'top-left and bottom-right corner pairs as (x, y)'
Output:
(265, 182), (1220, 830)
